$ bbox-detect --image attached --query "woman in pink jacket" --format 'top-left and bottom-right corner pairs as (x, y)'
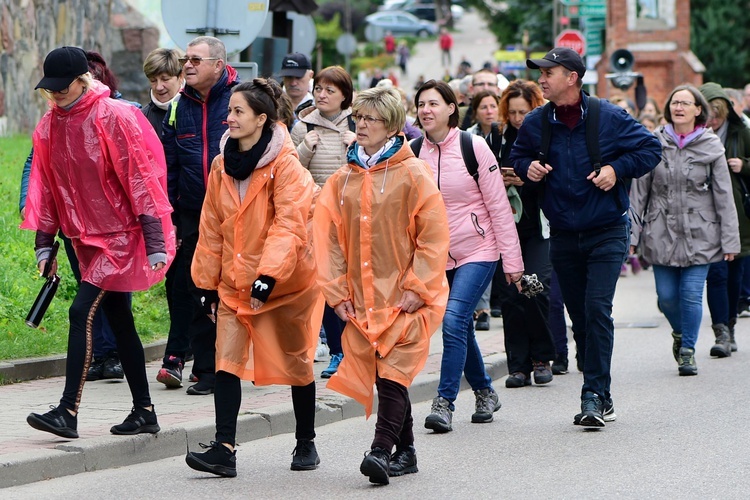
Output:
(414, 80), (524, 433)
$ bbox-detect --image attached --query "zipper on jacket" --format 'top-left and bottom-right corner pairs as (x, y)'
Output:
(435, 143), (442, 190)
(447, 251), (458, 267)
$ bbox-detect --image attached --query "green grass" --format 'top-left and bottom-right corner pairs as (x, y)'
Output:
(0, 136), (169, 361)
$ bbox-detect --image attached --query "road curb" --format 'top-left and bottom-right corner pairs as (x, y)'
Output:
(0, 353), (507, 488)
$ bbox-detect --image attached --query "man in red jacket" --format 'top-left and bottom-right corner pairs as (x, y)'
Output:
(439, 28), (453, 68)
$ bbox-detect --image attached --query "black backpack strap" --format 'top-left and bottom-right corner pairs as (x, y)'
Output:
(409, 136), (424, 157)
(586, 97), (602, 170)
(538, 102), (553, 166)
(459, 130), (479, 185)
(347, 114), (356, 132)
(489, 122), (502, 161)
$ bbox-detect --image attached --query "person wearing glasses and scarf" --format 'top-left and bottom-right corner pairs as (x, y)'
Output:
(313, 87), (449, 485)
(630, 84), (740, 376)
(23, 46), (175, 439)
(161, 36), (239, 396)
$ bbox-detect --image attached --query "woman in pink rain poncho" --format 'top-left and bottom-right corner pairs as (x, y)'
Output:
(22, 46), (175, 439)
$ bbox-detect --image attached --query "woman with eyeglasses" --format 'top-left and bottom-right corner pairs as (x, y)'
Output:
(630, 84), (740, 376)
(313, 86), (449, 485)
(290, 66), (356, 379)
(23, 46), (175, 438)
(413, 80), (523, 433)
(186, 79), (322, 477)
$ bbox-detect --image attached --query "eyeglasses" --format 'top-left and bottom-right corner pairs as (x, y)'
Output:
(352, 113), (385, 125)
(670, 100), (695, 108)
(313, 86), (338, 95)
(44, 84), (71, 95)
(178, 56), (220, 66)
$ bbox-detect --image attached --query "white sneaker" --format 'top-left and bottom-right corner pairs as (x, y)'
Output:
(314, 339), (329, 362)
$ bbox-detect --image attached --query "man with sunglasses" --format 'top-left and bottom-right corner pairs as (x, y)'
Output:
(161, 36), (240, 396)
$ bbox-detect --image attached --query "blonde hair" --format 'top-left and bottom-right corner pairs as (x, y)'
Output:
(38, 72), (93, 101)
(352, 87), (405, 135)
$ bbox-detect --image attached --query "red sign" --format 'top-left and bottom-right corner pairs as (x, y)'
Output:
(555, 29), (586, 56)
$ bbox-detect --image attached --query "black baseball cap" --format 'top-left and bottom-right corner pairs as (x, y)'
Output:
(527, 47), (586, 78)
(35, 46), (89, 92)
(279, 52), (312, 78)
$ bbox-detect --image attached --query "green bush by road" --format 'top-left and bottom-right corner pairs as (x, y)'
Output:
(0, 136), (169, 361)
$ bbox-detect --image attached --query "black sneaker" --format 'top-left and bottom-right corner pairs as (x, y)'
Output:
(505, 372), (531, 388)
(575, 392), (605, 427)
(186, 379), (215, 395)
(678, 347), (698, 376)
(389, 445), (418, 476)
(290, 439), (320, 471)
(156, 356), (184, 388)
(360, 447), (391, 485)
(110, 406), (160, 435)
(532, 361), (553, 385)
(490, 308), (502, 318)
(86, 357), (105, 381)
(186, 441), (237, 478)
(102, 353), (125, 379)
(27, 406), (78, 439)
(575, 397), (616, 424)
(475, 311), (490, 331)
(551, 354), (568, 375)
(471, 388), (501, 423)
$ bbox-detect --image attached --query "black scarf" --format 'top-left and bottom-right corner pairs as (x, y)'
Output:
(223, 127), (273, 181)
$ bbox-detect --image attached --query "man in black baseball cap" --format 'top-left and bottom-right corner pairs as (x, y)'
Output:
(279, 52), (314, 117)
(35, 46), (88, 92)
(527, 47), (586, 80)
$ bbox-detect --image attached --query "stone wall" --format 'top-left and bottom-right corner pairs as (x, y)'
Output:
(0, 0), (158, 135)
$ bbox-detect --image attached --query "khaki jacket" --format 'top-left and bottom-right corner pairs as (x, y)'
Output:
(630, 126), (740, 266)
(313, 136), (450, 416)
(192, 124), (323, 386)
(290, 106), (353, 185)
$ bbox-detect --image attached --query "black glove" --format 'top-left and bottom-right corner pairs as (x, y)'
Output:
(251, 275), (276, 303)
(198, 289), (219, 315)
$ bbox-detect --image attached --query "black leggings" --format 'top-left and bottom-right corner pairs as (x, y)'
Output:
(60, 281), (151, 412)
(215, 370), (316, 446)
(371, 376), (413, 452)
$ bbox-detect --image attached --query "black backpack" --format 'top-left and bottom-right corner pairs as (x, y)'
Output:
(409, 130), (480, 185)
(537, 96), (623, 210)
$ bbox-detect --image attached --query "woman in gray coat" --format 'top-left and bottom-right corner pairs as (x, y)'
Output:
(630, 84), (740, 376)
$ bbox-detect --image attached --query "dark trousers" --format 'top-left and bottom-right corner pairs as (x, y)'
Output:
(707, 257), (746, 325)
(549, 222), (628, 400)
(549, 269), (568, 357)
(180, 210), (217, 385)
(162, 245), (194, 362)
(322, 305), (345, 356)
(214, 370), (316, 446)
(61, 232), (129, 360)
(498, 236), (555, 375)
(61, 281), (151, 412)
(371, 376), (414, 453)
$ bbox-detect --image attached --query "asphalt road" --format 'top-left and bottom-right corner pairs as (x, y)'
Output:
(6, 270), (750, 498)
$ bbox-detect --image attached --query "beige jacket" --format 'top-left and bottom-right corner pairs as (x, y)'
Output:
(290, 106), (353, 186)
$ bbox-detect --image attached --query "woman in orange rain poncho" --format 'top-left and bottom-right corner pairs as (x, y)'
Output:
(185, 79), (323, 479)
(313, 87), (450, 485)
(23, 47), (175, 440)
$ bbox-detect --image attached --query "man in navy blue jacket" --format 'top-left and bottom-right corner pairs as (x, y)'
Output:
(161, 36), (239, 395)
(511, 48), (661, 427)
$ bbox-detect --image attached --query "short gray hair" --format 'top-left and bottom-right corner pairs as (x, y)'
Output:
(188, 36), (226, 62)
(352, 87), (405, 136)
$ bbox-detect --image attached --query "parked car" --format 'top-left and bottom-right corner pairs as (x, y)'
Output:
(379, 0), (464, 22)
(364, 11), (438, 38)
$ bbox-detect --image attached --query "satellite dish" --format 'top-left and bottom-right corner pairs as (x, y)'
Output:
(162, 0), (269, 55)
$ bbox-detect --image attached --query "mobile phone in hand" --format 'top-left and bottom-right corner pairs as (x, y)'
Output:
(501, 167), (516, 177)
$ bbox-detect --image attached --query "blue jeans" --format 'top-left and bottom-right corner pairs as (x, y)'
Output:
(550, 222), (629, 401)
(437, 261), (496, 407)
(706, 257), (746, 325)
(653, 264), (710, 349)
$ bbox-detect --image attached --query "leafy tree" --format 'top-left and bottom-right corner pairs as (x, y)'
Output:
(463, 0), (553, 50)
(691, 0), (750, 88)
